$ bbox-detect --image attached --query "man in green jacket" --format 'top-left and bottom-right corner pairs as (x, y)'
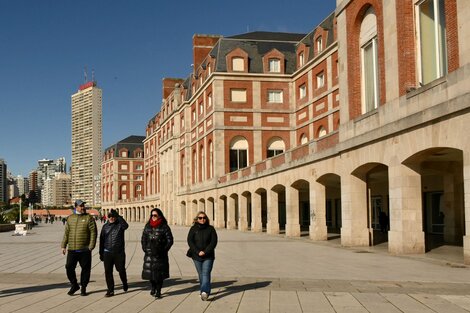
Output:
(61, 200), (97, 296)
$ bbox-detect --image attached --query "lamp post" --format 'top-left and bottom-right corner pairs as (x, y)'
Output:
(19, 199), (22, 223)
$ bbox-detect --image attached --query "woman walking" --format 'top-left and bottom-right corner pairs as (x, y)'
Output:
(141, 208), (173, 298)
(187, 211), (218, 301)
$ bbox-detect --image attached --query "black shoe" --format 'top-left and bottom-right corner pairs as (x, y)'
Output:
(80, 287), (88, 296)
(150, 288), (156, 296)
(123, 283), (128, 292)
(105, 291), (114, 297)
(155, 290), (161, 298)
(67, 283), (80, 296)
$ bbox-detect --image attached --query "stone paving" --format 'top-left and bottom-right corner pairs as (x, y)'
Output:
(1, 222), (470, 312)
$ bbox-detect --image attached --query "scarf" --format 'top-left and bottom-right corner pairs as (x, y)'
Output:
(149, 217), (162, 228)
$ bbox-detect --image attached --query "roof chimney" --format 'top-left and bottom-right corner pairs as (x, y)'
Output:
(192, 34), (222, 73)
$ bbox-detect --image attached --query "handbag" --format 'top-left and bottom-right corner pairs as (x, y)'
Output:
(186, 248), (192, 257)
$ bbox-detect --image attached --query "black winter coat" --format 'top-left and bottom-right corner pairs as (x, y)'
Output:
(187, 223), (218, 261)
(141, 222), (173, 281)
(99, 216), (128, 255)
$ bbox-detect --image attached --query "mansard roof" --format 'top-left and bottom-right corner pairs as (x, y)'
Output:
(105, 135), (145, 157)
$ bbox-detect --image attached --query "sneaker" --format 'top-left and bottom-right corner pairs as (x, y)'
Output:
(105, 291), (114, 297)
(201, 292), (208, 301)
(123, 283), (128, 292)
(80, 287), (88, 296)
(67, 284), (80, 296)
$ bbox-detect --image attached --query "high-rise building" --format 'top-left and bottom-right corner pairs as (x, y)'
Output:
(17, 175), (29, 197)
(43, 173), (71, 207)
(71, 81), (102, 206)
(0, 159), (7, 203)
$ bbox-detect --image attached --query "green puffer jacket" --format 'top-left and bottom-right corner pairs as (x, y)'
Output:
(61, 213), (97, 251)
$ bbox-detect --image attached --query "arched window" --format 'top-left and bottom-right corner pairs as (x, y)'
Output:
(209, 141), (213, 179)
(229, 136), (248, 172)
(199, 144), (205, 182)
(180, 155), (185, 186)
(193, 150), (197, 183)
(360, 7), (379, 114)
(318, 126), (327, 138)
(267, 137), (285, 158)
(300, 134), (308, 145)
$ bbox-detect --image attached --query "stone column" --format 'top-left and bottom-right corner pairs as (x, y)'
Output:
(388, 164), (425, 254)
(213, 199), (222, 228)
(310, 181), (328, 241)
(198, 200), (205, 213)
(227, 196), (237, 229)
(340, 174), (370, 246)
(206, 199), (215, 224)
(251, 192), (263, 232)
(239, 194), (248, 231)
(267, 189), (280, 234)
(463, 150), (470, 264)
(131, 207), (135, 222)
(285, 185), (301, 237)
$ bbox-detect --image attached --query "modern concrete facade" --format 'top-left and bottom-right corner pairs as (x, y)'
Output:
(71, 81), (102, 206)
(102, 0), (470, 263)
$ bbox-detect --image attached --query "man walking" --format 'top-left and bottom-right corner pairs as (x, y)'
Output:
(61, 200), (97, 296)
(99, 209), (129, 297)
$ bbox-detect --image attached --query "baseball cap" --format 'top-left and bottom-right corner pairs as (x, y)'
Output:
(74, 200), (86, 207)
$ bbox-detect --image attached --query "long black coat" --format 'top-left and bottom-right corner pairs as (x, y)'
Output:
(187, 223), (218, 261)
(141, 222), (173, 281)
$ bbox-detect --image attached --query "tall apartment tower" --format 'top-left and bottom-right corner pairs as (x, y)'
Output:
(71, 81), (102, 206)
(0, 159), (6, 203)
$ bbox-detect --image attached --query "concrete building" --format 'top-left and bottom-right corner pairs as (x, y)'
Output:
(0, 159), (7, 203)
(101, 136), (145, 213)
(16, 175), (29, 197)
(102, 0), (470, 263)
(71, 81), (102, 206)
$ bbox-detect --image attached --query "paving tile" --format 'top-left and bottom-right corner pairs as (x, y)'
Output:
(440, 295), (470, 311)
(325, 292), (369, 313)
(269, 290), (302, 313)
(381, 293), (435, 313)
(237, 289), (270, 313)
(297, 291), (335, 313)
(410, 294), (470, 313)
(352, 292), (402, 313)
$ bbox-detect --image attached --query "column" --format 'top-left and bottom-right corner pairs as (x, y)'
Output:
(267, 189), (280, 234)
(388, 164), (425, 254)
(239, 194), (248, 231)
(251, 192), (263, 232)
(285, 185), (301, 237)
(310, 181), (328, 241)
(227, 195), (237, 229)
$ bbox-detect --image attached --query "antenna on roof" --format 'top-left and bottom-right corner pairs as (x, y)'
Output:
(92, 68), (95, 82)
(84, 66), (88, 83)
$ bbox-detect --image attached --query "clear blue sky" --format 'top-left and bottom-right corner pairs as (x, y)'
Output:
(0, 0), (335, 177)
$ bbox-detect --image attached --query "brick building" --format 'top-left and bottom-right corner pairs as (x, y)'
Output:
(102, 0), (470, 263)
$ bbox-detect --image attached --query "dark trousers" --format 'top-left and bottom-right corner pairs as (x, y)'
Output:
(151, 278), (163, 292)
(103, 251), (127, 292)
(66, 250), (91, 287)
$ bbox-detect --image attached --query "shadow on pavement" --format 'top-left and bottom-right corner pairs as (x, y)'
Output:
(0, 282), (69, 298)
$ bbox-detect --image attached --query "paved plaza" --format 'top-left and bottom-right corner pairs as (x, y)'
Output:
(1, 222), (470, 312)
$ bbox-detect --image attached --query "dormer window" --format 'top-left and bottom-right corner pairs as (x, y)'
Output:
(316, 36), (323, 53)
(268, 58), (281, 73)
(232, 57), (244, 71)
(299, 52), (305, 66)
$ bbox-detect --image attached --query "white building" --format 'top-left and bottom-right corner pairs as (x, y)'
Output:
(71, 81), (102, 206)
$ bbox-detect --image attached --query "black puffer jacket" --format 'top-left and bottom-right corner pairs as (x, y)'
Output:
(187, 223), (218, 261)
(99, 216), (128, 255)
(141, 222), (173, 281)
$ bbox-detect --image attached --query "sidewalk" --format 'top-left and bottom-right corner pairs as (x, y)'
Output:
(1, 222), (470, 312)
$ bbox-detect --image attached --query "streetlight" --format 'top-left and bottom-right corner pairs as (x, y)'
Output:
(19, 198), (22, 223)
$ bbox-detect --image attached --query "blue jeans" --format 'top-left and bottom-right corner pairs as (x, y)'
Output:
(193, 259), (214, 295)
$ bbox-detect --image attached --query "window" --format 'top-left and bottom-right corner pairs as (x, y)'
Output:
(121, 151), (127, 158)
(136, 175), (143, 180)
(299, 84), (307, 99)
(316, 36), (323, 53)
(267, 137), (285, 158)
(136, 164), (143, 170)
(121, 175), (128, 181)
(192, 109), (196, 122)
(299, 52), (305, 66)
(200, 145), (205, 182)
(318, 126), (327, 138)
(136, 185), (142, 191)
(360, 7), (379, 113)
(229, 136), (248, 172)
(300, 134), (308, 145)
(121, 164), (128, 170)
(316, 72), (325, 88)
(207, 93), (212, 107)
(230, 89), (247, 102)
(135, 151), (143, 158)
(181, 117), (185, 129)
(193, 150), (197, 183)
(199, 102), (203, 115)
(232, 57), (244, 71)
(208, 64), (211, 75)
(417, 0), (447, 85)
(267, 90), (283, 103)
(209, 141), (213, 179)
(269, 58), (281, 72)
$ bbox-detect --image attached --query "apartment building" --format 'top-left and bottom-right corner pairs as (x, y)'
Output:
(102, 0), (470, 263)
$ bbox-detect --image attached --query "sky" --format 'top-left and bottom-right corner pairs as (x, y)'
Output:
(0, 0), (336, 177)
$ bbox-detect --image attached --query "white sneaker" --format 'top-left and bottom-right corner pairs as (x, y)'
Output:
(201, 292), (208, 301)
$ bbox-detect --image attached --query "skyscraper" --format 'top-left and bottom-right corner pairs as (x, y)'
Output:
(0, 159), (7, 203)
(71, 81), (102, 206)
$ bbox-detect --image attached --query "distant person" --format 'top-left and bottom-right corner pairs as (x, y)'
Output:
(141, 208), (173, 299)
(62, 217), (66, 225)
(379, 211), (389, 233)
(187, 211), (218, 301)
(61, 200), (97, 296)
(99, 209), (129, 297)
